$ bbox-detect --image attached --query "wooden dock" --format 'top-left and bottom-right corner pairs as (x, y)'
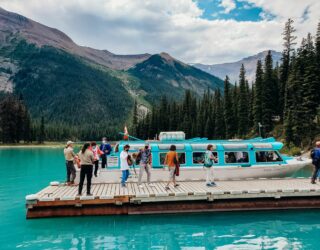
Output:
(26, 178), (320, 219)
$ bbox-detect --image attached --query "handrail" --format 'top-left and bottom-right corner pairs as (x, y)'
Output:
(118, 132), (144, 141)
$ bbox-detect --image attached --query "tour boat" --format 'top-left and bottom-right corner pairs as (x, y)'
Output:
(85, 132), (311, 183)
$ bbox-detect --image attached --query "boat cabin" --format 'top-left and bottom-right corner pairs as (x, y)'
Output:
(109, 132), (288, 168)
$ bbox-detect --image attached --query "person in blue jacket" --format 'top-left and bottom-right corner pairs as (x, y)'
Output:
(311, 141), (320, 184)
(100, 137), (112, 168)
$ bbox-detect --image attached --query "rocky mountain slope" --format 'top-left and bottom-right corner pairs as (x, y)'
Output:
(0, 7), (150, 70)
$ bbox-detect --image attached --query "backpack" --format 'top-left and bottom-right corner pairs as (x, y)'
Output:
(127, 155), (133, 166)
(135, 152), (142, 165)
(311, 149), (320, 165)
(204, 151), (213, 167)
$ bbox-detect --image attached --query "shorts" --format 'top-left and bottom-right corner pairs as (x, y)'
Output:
(169, 166), (176, 180)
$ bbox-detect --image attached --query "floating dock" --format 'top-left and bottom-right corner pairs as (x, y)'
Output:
(26, 178), (320, 219)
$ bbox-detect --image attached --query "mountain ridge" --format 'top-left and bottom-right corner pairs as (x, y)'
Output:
(192, 50), (282, 83)
(0, 7), (151, 70)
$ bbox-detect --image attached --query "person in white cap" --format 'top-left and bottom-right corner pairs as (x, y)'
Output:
(64, 140), (76, 185)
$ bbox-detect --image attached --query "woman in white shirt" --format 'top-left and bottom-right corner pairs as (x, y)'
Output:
(120, 144), (130, 187)
(204, 144), (217, 187)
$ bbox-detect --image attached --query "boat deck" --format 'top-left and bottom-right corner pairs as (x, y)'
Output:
(26, 177), (320, 218)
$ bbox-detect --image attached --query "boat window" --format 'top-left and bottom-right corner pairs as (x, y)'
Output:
(158, 144), (185, 150)
(256, 151), (283, 162)
(159, 152), (186, 165)
(191, 144), (217, 150)
(193, 152), (218, 164)
(225, 151), (249, 163)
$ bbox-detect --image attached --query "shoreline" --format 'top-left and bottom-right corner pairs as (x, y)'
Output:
(0, 142), (68, 148)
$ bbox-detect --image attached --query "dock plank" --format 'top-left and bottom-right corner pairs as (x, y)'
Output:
(27, 178), (320, 219)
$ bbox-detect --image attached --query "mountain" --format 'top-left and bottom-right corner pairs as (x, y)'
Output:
(129, 52), (224, 102)
(0, 7), (150, 70)
(193, 50), (282, 83)
(0, 7), (224, 138)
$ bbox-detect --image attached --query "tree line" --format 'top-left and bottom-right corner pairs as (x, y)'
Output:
(134, 20), (320, 148)
(0, 94), (120, 143)
(0, 95), (33, 143)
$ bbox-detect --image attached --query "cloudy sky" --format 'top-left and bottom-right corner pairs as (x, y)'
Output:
(0, 0), (319, 64)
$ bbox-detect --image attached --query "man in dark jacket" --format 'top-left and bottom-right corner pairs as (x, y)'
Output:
(311, 141), (320, 184)
(100, 137), (112, 168)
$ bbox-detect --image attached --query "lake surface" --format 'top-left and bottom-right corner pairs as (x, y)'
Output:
(0, 148), (319, 250)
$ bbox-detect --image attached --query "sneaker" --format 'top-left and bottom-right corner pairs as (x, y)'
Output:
(94, 174), (98, 177)
(206, 183), (214, 187)
(174, 184), (180, 187)
(211, 182), (217, 186)
(165, 186), (170, 190)
(311, 180), (316, 184)
(86, 193), (93, 196)
(138, 185), (144, 188)
(148, 183), (155, 187)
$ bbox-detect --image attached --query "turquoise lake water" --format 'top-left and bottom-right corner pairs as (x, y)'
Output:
(0, 148), (319, 250)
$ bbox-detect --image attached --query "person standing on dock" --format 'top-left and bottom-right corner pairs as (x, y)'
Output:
(311, 141), (320, 184)
(63, 141), (76, 186)
(120, 144), (130, 187)
(164, 145), (179, 190)
(90, 141), (103, 177)
(78, 142), (94, 196)
(138, 144), (155, 188)
(100, 137), (112, 168)
(204, 144), (217, 187)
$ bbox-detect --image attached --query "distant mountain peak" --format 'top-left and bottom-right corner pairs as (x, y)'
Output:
(159, 52), (174, 61)
(193, 50), (282, 83)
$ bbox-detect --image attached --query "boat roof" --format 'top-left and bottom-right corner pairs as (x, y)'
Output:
(118, 137), (278, 145)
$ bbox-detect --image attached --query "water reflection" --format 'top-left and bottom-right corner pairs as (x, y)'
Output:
(14, 210), (319, 249)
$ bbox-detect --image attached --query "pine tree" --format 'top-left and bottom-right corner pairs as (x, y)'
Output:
(237, 64), (249, 137)
(316, 22), (320, 101)
(301, 33), (318, 145)
(253, 60), (263, 133)
(223, 76), (235, 138)
(214, 89), (225, 138)
(232, 82), (239, 135)
(38, 116), (45, 144)
(280, 18), (297, 121)
(261, 51), (277, 133)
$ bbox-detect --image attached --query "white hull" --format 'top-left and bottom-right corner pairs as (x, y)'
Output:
(74, 157), (312, 184)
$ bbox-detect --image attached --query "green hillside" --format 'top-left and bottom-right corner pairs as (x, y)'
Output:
(0, 38), (224, 140)
(128, 53), (224, 102)
(0, 39), (133, 138)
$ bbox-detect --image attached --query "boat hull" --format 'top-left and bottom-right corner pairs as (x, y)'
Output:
(74, 158), (312, 183)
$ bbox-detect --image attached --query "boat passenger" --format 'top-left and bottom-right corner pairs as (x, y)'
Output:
(77, 142), (94, 196)
(100, 137), (112, 168)
(138, 144), (155, 188)
(164, 145), (179, 190)
(63, 141), (76, 186)
(90, 141), (103, 177)
(120, 144), (131, 187)
(311, 141), (320, 184)
(204, 144), (217, 187)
